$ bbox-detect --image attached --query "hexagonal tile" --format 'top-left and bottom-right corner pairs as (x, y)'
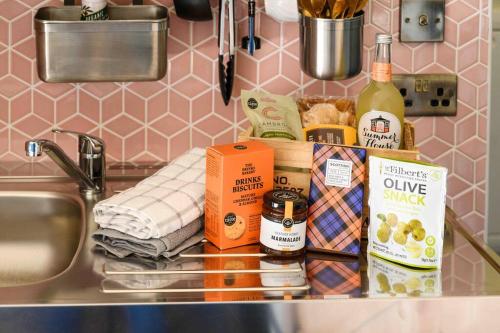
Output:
(13, 114), (51, 137)
(434, 117), (454, 145)
(150, 114), (187, 137)
(457, 78), (477, 108)
(11, 12), (32, 45)
(462, 64), (487, 86)
(0, 51), (8, 78)
(124, 130), (146, 160)
(80, 83), (120, 99)
(458, 137), (486, 160)
(58, 114), (98, 133)
(168, 90), (190, 122)
(262, 76), (299, 96)
(33, 90), (54, 121)
(172, 76), (210, 98)
(370, 1), (391, 32)
(236, 52), (258, 84)
(418, 138), (451, 160)
(452, 189), (474, 217)
(195, 114), (231, 137)
(101, 129), (123, 162)
(56, 90), (77, 123)
(170, 51), (191, 84)
(105, 114), (142, 138)
(0, 0), (29, 20)
(37, 82), (73, 99)
(458, 14), (480, 45)
(454, 151), (475, 183)
(11, 52), (31, 84)
(446, 1), (476, 23)
(169, 129), (190, 160)
(102, 91), (123, 122)
(0, 95), (7, 123)
(79, 90), (100, 122)
(448, 175), (471, 198)
(0, 76), (28, 98)
(12, 36), (35, 60)
(147, 129), (168, 160)
(124, 90), (146, 123)
(0, 18), (8, 47)
(413, 43), (435, 72)
(456, 114), (477, 143)
(281, 52), (300, 85)
(192, 90), (212, 122)
(259, 12), (281, 47)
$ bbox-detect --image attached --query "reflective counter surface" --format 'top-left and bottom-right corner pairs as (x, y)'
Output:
(0, 162), (499, 332)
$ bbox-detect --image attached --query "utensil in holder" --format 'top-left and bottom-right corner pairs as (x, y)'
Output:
(35, 0), (169, 83)
(299, 12), (364, 81)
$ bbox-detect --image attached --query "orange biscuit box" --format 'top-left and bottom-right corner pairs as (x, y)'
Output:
(205, 141), (274, 250)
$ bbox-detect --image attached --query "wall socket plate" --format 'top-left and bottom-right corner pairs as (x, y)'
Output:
(400, 0), (445, 42)
(393, 74), (457, 117)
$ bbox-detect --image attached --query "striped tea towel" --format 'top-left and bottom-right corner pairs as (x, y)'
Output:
(93, 148), (206, 239)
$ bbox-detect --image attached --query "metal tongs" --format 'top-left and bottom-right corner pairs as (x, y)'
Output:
(218, 0), (235, 106)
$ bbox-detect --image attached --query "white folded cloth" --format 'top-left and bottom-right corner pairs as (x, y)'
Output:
(93, 148), (206, 239)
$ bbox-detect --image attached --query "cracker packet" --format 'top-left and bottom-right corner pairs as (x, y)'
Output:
(241, 90), (303, 140)
(368, 156), (448, 269)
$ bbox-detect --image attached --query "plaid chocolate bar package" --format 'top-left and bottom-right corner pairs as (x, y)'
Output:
(306, 257), (361, 297)
(306, 144), (367, 256)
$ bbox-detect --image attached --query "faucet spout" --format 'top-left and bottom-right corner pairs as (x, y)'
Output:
(25, 139), (100, 194)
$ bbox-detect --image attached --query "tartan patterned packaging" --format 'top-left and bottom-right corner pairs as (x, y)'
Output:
(306, 258), (361, 296)
(306, 144), (366, 256)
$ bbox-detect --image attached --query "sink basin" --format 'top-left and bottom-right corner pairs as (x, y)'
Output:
(0, 192), (84, 287)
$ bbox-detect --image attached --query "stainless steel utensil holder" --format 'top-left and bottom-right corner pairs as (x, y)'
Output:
(300, 12), (364, 81)
(35, 3), (169, 83)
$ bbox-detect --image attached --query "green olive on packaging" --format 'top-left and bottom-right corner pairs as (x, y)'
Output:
(412, 227), (426, 241)
(387, 213), (398, 227)
(393, 231), (408, 245)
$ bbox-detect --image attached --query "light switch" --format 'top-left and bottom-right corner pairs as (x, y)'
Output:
(400, 0), (445, 42)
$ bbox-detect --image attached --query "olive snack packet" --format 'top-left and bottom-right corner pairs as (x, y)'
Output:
(241, 90), (303, 140)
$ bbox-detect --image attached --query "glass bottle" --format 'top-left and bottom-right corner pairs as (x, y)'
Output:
(356, 34), (404, 150)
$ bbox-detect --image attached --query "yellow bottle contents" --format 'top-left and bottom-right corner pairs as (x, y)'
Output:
(356, 34), (404, 150)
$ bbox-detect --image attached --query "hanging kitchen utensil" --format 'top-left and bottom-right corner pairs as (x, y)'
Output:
(173, 0), (213, 21)
(310, 0), (327, 18)
(242, 0), (261, 55)
(218, 0), (235, 105)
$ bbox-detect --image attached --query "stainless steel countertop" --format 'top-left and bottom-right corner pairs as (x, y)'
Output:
(0, 162), (499, 332)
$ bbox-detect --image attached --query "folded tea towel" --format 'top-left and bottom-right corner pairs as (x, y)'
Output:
(93, 221), (205, 259)
(93, 148), (205, 239)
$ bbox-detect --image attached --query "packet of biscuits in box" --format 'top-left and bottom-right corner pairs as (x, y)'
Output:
(368, 156), (447, 269)
(205, 141), (274, 250)
(306, 144), (367, 256)
(241, 90), (303, 140)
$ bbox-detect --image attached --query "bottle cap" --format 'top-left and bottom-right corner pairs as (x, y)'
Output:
(376, 34), (392, 45)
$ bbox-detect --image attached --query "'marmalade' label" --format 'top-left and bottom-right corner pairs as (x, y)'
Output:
(260, 216), (306, 251)
(358, 111), (402, 149)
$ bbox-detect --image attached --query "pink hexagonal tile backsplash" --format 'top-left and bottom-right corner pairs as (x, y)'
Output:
(0, 0), (489, 233)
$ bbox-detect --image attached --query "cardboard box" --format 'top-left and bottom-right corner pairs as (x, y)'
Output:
(204, 244), (263, 301)
(205, 141), (274, 249)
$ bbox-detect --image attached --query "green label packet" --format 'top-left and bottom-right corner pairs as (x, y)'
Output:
(367, 156), (448, 270)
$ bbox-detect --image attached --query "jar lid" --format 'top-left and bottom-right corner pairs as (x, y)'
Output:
(263, 190), (308, 212)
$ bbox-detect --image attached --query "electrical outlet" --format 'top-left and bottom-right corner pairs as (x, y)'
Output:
(393, 74), (457, 117)
(400, 0), (445, 42)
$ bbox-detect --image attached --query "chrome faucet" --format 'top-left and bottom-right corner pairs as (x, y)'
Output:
(26, 129), (106, 196)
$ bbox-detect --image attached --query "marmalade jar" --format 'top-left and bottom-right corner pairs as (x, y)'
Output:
(260, 190), (308, 257)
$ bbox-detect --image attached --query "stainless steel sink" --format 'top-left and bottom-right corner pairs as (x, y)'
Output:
(0, 192), (84, 287)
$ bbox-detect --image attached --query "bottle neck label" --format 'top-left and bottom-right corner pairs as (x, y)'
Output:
(371, 63), (392, 82)
(357, 111), (402, 149)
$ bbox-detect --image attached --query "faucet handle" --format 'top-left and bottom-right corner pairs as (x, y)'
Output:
(52, 128), (105, 155)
